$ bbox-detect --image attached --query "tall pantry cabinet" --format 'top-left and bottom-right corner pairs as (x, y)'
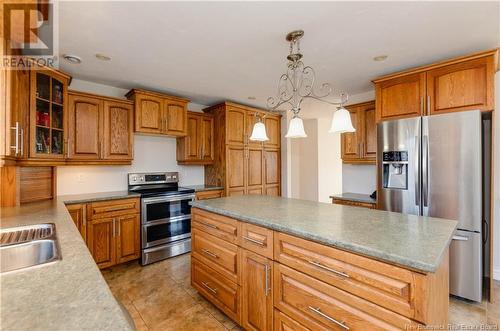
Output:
(204, 102), (281, 197)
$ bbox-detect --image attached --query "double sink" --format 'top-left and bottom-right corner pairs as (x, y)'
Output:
(0, 223), (61, 274)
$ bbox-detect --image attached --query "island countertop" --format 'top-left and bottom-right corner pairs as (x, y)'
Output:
(191, 195), (457, 273)
(0, 195), (135, 331)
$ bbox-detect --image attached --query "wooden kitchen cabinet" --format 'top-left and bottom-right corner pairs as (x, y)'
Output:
(374, 49), (497, 122)
(341, 101), (376, 164)
(126, 89), (189, 137)
(66, 203), (86, 240)
(84, 198), (140, 269)
(195, 189), (224, 200)
(204, 102), (281, 197)
(177, 111), (214, 164)
(67, 91), (133, 164)
(240, 249), (273, 331)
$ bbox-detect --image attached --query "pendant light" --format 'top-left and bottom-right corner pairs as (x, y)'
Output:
(249, 115), (269, 141)
(263, 30), (354, 138)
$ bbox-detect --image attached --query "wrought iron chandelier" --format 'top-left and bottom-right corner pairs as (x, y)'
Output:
(250, 30), (355, 141)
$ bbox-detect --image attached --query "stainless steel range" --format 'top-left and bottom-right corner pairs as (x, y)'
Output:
(128, 172), (195, 265)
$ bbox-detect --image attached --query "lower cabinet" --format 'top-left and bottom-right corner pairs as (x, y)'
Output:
(194, 189), (224, 200)
(331, 198), (377, 209)
(241, 250), (273, 331)
(66, 198), (140, 269)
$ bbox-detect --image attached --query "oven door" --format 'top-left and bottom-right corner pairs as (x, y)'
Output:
(142, 217), (191, 249)
(142, 194), (194, 224)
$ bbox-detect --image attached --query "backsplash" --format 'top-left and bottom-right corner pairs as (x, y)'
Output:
(341, 164), (376, 195)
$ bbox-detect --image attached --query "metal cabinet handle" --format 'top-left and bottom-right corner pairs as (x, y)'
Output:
(309, 261), (349, 278)
(420, 96), (424, 114)
(452, 235), (469, 241)
(199, 221), (218, 230)
(308, 306), (349, 330)
(19, 127), (24, 157)
(243, 236), (266, 246)
(202, 282), (217, 294)
(201, 248), (218, 259)
(10, 122), (19, 155)
(427, 95), (431, 114)
(112, 219), (116, 237)
(265, 264), (270, 296)
(116, 218), (120, 237)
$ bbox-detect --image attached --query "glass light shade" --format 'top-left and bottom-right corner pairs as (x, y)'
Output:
(249, 121), (269, 141)
(329, 107), (355, 133)
(285, 116), (307, 138)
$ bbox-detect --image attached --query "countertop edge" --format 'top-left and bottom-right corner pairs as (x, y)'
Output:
(329, 193), (377, 204)
(191, 203), (451, 273)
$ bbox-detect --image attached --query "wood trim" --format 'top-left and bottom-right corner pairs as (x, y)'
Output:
(0, 166), (19, 207)
(203, 101), (282, 118)
(125, 88), (189, 103)
(19, 166), (55, 204)
(67, 90), (133, 104)
(373, 48), (499, 83)
(26, 58), (72, 82)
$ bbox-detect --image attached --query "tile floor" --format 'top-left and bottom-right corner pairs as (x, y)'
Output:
(102, 254), (500, 331)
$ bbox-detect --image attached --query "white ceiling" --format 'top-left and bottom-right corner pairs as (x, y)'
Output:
(58, 1), (499, 109)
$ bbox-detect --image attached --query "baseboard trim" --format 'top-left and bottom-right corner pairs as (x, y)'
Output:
(493, 268), (500, 281)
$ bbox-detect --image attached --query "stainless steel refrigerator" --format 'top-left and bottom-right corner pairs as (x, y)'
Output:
(377, 110), (488, 302)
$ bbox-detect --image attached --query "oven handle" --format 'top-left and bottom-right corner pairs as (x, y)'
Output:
(142, 215), (191, 227)
(142, 194), (195, 204)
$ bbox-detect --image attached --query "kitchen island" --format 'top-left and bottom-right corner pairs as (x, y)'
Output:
(191, 195), (457, 330)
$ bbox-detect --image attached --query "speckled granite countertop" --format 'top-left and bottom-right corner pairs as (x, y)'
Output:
(182, 185), (224, 192)
(330, 192), (376, 204)
(0, 194), (136, 331)
(191, 196), (457, 273)
(60, 190), (140, 204)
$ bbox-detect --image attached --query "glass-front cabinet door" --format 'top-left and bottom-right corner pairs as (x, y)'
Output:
(30, 69), (69, 159)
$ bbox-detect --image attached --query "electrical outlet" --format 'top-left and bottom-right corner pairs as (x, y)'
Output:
(77, 174), (84, 183)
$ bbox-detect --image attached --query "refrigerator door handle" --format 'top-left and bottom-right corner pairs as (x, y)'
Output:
(422, 135), (429, 207)
(414, 136), (420, 206)
(452, 235), (469, 241)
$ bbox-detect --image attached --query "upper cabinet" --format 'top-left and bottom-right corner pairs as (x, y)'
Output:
(341, 101), (376, 164)
(177, 111), (214, 165)
(30, 66), (71, 160)
(373, 49), (497, 122)
(67, 91), (133, 164)
(126, 89), (189, 137)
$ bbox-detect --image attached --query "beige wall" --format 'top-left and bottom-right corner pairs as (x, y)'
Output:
(493, 71), (500, 280)
(57, 79), (206, 195)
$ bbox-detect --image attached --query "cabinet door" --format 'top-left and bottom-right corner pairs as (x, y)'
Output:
(264, 149), (280, 196)
(361, 104), (377, 160)
(116, 214), (140, 264)
(201, 115), (214, 162)
(226, 145), (246, 196)
(184, 113), (202, 161)
(66, 203), (86, 240)
(264, 115), (280, 149)
(247, 147), (263, 195)
(103, 101), (133, 160)
(135, 94), (163, 134)
(163, 99), (187, 136)
(341, 106), (362, 162)
(226, 107), (246, 145)
(67, 93), (103, 159)
(87, 217), (116, 269)
(375, 72), (426, 122)
(426, 56), (494, 115)
(241, 250), (273, 331)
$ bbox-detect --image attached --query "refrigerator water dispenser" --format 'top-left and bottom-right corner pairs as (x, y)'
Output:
(382, 151), (408, 190)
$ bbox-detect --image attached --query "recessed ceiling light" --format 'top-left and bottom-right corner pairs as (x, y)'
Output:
(63, 54), (82, 64)
(95, 53), (111, 61)
(373, 55), (388, 62)
(248, 96), (256, 100)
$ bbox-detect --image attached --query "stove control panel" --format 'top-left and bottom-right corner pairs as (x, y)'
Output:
(128, 172), (178, 185)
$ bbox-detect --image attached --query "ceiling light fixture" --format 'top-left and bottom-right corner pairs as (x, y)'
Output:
(95, 53), (111, 61)
(249, 115), (269, 141)
(62, 54), (82, 64)
(250, 30), (354, 141)
(373, 55), (388, 62)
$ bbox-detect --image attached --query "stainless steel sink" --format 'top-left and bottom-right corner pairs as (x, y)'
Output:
(0, 223), (61, 274)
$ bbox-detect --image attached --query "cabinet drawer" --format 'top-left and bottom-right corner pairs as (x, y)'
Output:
(274, 232), (423, 321)
(274, 310), (311, 331)
(332, 199), (376, 209)
(192, 228), (238, 283)
(192, 208), (239, 244)
(239, 222), (273, 259)
(192, 257), (240, 322)
(88, 198), (139, 219)
(195, 190), (223, 200)
(274, 263), (415, 331)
